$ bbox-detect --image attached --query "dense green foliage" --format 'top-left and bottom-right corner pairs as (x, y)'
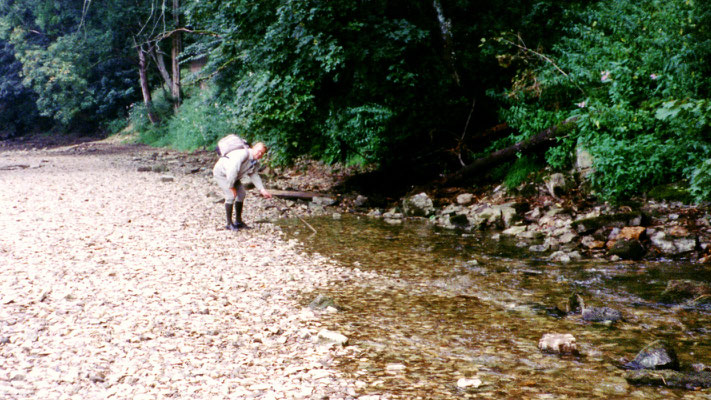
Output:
(494, 0), (711, 201)
(0, 39), (42, 135)
(0, 0), (140, 131)
(1, 0), (710, 202)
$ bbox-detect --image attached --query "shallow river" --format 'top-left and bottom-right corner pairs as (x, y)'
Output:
(278, 214), (711, 399)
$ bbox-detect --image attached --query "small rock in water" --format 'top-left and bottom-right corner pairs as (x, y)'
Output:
(457, 377), (482, 388)
(538, 333), (578, 355)
(660, 279), (711, 303)
(625, 370), (711, 388)
(308, 294), (338, 311)
(582, 306), (622, 323)
(624, 340), (679, 370)
(693, 363), (710, 372)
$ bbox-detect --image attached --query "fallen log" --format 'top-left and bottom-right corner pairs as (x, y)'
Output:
(267, 189), (327, 201)
(439, 116), (579, 187)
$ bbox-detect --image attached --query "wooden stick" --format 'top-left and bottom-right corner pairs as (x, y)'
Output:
(275, 197), (317, 234)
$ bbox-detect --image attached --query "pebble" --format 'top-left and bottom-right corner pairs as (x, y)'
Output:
(0, 147), (369, 400)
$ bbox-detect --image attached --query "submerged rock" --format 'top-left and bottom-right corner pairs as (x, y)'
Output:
(624, 340), (679, 371)
(308, 294), (339, 311)
(660, 280), (711, 303)
(582, 307), (622, 323)
(625, 370), (711, 389)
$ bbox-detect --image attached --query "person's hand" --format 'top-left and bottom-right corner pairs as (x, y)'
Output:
(260, 189), (272, 199)
(230, 187), (238, 198)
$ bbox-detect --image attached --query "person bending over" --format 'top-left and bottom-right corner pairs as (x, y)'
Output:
(213, 142), (272, 230)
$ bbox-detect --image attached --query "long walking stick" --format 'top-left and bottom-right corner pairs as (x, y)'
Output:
(275, 197), (317, 234)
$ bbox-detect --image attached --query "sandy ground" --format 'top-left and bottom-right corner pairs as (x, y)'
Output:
(0, 140), (376, 399)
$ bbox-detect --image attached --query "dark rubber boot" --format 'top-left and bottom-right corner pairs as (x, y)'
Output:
(225, 203), (239, 230)
(234, 201), (250, 229)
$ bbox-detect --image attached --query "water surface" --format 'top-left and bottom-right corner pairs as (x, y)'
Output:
(279, 215), (711, 399)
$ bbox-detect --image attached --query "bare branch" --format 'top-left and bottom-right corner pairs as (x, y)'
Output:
(500, 34), (586, 96)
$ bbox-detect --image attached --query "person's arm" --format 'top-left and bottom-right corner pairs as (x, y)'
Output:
(248, 171), (272, 198)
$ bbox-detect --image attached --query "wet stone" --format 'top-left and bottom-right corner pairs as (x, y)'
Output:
(625, 370), (711, 389)
(538, 333), (578, 355)
(582, 307), (622, 323)
(308, 294), (339, 311)
(624, 340), (679, 371)
(607, 239), (645, 260)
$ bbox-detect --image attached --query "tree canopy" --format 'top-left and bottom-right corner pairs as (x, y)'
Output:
(1, 0), (710, 201)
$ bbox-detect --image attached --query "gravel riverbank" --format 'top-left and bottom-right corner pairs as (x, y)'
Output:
(0, 140), (378, 399)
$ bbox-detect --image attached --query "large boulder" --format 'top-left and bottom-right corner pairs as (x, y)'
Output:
(403, 192), (435, 217)
(545, 173), (567, 198)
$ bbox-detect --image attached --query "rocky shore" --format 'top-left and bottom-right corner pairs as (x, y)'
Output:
(355, 175), (711, 265)
(0, 139), (382, 399)
(3, 135), (710, 398)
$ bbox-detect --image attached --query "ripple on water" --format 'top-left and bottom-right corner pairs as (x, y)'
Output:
(280, 214), (711, 399)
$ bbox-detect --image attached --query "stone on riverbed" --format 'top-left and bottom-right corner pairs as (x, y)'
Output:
(625, 370), (711, 389)
(538, 333), (578, 355)
(582, 306), (622, 323)
(660, 279), (711, 303)
(308, 294), (340, 311)
(624, 340), (679, 370)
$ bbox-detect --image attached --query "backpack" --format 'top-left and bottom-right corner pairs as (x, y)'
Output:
(216, 134), (250, 156)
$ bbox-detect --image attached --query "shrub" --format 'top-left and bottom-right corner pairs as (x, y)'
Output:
(493, 0), (711, 202)
(690, 159), (711, 203)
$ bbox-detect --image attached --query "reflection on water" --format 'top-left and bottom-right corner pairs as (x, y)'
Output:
(278, 214), (711, 399)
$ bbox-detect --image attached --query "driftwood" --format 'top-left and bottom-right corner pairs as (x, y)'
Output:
(439, 116), (579, 187)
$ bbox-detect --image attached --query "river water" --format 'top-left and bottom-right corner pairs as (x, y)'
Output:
(278, 214), (711, 399)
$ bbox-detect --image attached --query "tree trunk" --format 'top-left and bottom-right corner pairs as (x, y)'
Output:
(432, 0), (460, 86)
(151, 43), (173, 91)
(439, 116), (579, 187)
(137, 45), (159, 124)
(171, 0), (181, 112)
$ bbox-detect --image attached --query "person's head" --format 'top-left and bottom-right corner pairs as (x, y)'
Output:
(252, 142), (268, 160)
